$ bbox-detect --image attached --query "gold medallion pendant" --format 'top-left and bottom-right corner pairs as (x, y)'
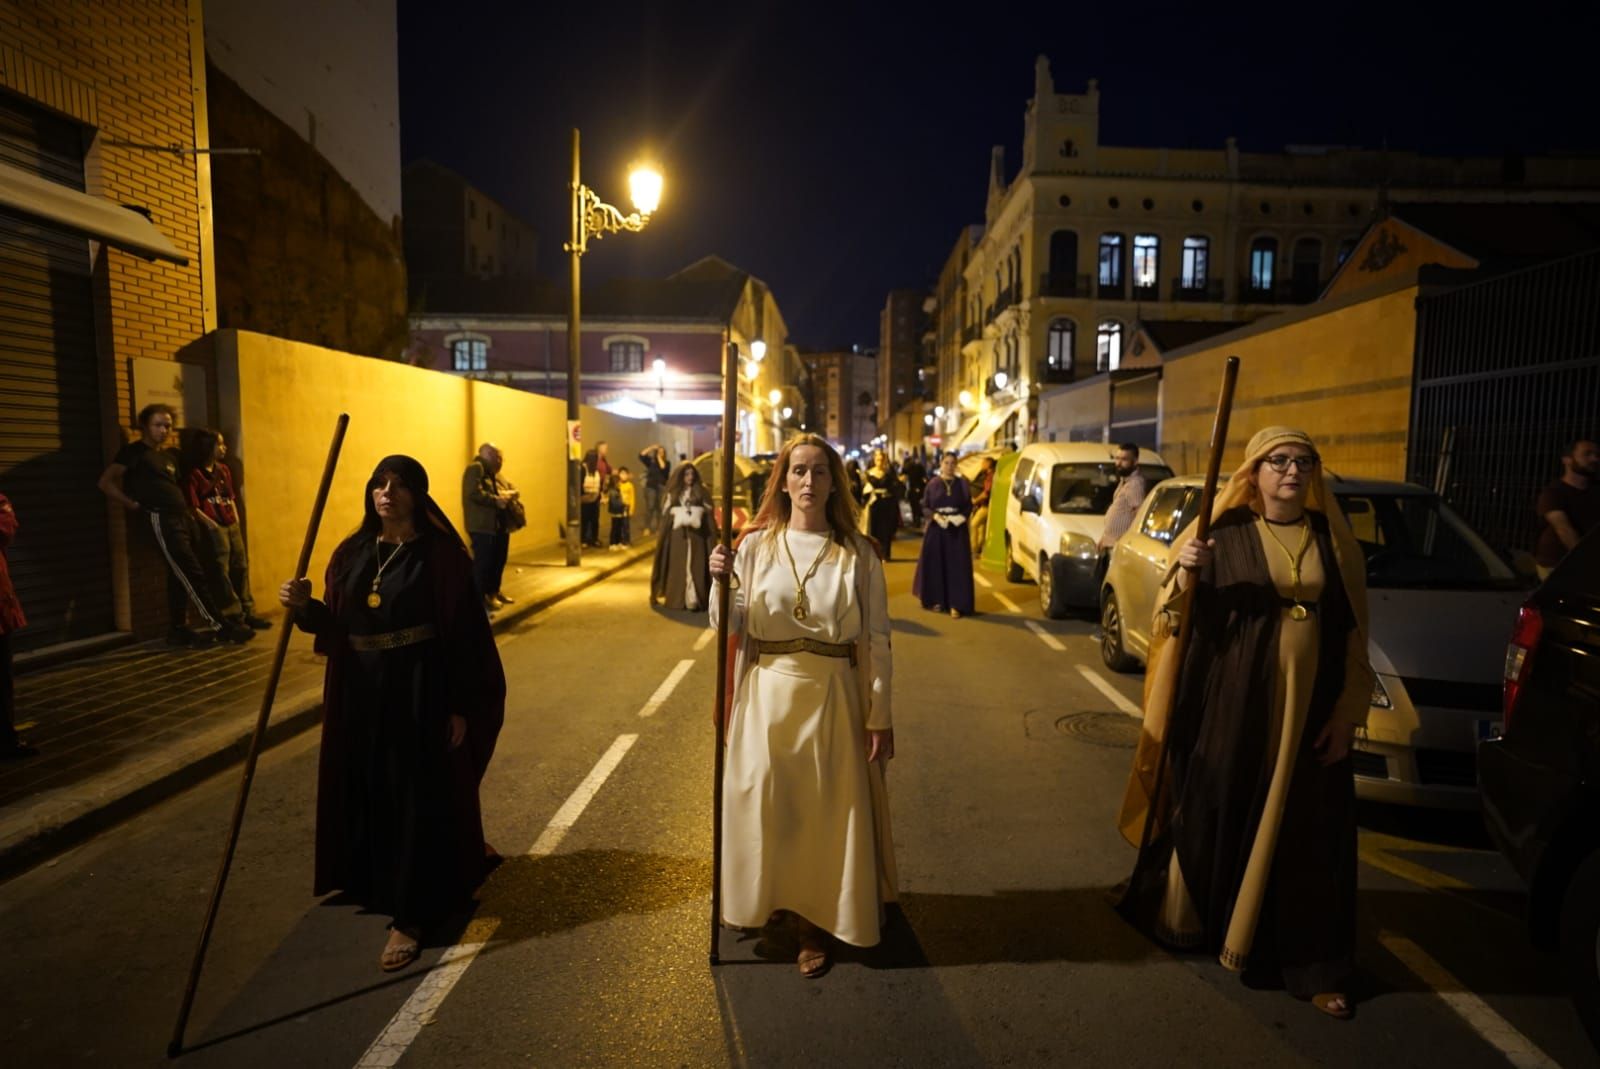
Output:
(1290, 603), (1308, 621)
(367, 591), (383, 609)
(793, 598), (809, 622)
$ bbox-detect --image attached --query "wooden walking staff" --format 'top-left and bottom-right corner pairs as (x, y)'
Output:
(1132, 356), (1239, 859)
(168, 413), (349, 1058)
(709, 339), (738, 966)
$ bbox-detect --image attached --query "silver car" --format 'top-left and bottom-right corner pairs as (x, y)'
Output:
(1099, 474), (1530, 809)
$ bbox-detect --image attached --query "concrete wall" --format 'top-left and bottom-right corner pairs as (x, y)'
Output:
(1157, 286), (1418, 479)
(215, 330), (688, 609)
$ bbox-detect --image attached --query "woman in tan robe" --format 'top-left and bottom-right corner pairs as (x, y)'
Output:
(650, 462), (716, 610)
(1116, 427), (1372, 1019)
(710, 435), (898, 978)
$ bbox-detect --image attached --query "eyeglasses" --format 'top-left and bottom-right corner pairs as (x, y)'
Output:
(1261, 454), (1320, 473)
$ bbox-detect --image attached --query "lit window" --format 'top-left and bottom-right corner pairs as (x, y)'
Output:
(451, 338), (488, 371)
(1098, 234), (1124, 287)
(1182, 236), (1209, 289)
(1047, 319), (1075, 371)
(1250, 237), (1278, 291)
(608, 341), (645, 373)
(1096, 320), (1122, 373)
(1133, 234), (1159, 292)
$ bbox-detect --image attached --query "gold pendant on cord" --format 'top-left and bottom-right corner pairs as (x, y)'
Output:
(367, 591), (383, 609)
(1290, 603), (1308, 621)
(793, 597), (809, 621)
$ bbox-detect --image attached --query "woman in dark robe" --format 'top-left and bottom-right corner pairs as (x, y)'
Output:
(912, 453), (975, 618)
(650, 462), (717, 610)
(860, 449), (901, 559)
(580, 449), (603, 547)
(844, 459), (865, 506)
(1115, 427), (1371, 1019)
(279, 455), (505, 972)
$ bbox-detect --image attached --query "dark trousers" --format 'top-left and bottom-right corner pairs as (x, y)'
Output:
(150, 510), (230, 630)
(642, 485), (663, 534)
(610, 514), (631, 545)
(580, 500), (601, 546)
(0, 629), (14, 745)
(470, 530), (510, 598)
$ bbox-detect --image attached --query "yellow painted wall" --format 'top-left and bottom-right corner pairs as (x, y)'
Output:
(1321, 219), (1476, 302)
(216, 330), (689, 609)
(1157, 286), (1419, 479)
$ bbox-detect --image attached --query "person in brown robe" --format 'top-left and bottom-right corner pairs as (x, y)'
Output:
(651, 462), (718, 610)
(1116, 427), (1372, 1019)
(280, 455), (504, 972)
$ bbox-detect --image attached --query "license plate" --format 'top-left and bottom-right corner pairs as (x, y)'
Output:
(1476, 719), (1504, 741)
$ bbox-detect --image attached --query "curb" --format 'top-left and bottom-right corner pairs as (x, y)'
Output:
(0, 543), (655, 883)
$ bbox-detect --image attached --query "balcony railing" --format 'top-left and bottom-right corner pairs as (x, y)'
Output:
(1097, 278), (1126, 300)
(1132, 281), (1160, 302)
(1039, 363), (1076, 385)
(1171, 277), (1225, 303)
(1038, 272), (1090, 299)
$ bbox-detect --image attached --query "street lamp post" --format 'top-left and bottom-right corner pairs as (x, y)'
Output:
(563, 127), (662, 565)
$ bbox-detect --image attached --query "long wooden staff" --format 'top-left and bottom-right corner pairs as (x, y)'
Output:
(168, 413), (349, 1058)
(1132, 357), (1238, 860)
(709, 340), (737, 966)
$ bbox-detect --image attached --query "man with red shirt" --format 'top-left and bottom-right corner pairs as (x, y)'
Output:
(0, 492), (37, 759)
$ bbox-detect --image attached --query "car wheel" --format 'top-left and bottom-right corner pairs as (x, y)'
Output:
(1040, 555), (1069, 619)
(1560, 848), (1600, 1048)
(1004, 536), (1024, 583)
(1100, 590), (1138, 672)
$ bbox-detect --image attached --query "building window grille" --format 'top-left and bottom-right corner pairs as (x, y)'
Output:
(1098, 233), (1124, 288)
(451, 338), (488, 371)
(1250, 237), (1278, 292)
(608, 340), (645, 372)
(1133, 234), (1159, 296)
(1096, 320), (1123, 373)
(1047, 319), (1075, 371)
(1182, 236), (1210, 289)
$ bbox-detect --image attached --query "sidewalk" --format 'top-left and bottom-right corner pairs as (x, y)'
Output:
(0, 537), (656, 880)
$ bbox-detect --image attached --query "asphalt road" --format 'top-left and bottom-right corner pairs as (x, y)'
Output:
(2, 533), (1595, 1068)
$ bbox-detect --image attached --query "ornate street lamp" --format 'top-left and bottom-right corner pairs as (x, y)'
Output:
(563, 128), (662, 565)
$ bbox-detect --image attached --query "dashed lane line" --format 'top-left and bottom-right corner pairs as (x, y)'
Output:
(693, 627), (716, 652)
(1074, 664), (1143, 718)
(1023, 619), (1067, 651)
(357, 732), (640, 1067)
(638, 660), (695, 718)
(974, 573), (993, 588)
(1378, 933), (1561, 1069)
(994, 592), (1023, 615)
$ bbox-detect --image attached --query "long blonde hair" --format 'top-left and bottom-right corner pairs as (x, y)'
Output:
(748, 435), (860, 546)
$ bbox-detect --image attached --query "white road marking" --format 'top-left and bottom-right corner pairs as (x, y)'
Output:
(356, 734), (640, 1066)
(1024, 619), (1067, 651)
(1075, 664), (1143, 719)
(693, 627), (715, 652)
(974, 573), (992, 588)
(994, 592), (1023, 615)
(1378, 933), (1560, 1069)
(638, 660), (694, 718)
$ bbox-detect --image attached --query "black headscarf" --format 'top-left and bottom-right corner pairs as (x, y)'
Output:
(353, 454), (466, 547)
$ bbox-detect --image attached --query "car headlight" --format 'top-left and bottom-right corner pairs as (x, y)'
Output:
(1059, 532), (1097, 559)
(1370, 675), (1392, 709)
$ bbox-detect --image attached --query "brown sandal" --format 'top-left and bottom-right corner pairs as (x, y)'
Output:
(380, 928), (421, 972)
(1312, 992), (1352, 1019)
(798, 938), (830, 978)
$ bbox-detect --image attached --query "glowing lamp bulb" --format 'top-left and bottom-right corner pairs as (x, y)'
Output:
(994, 371), (1009, 390)
(628, 165), (663, 215)
(750, 339), (767, 361)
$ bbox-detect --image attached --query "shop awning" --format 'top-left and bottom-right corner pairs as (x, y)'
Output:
(948, 399), (1025, 452)
(0, 161), (188, 265)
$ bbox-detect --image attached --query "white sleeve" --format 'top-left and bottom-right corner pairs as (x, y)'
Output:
(864, 548), (893, 731)
(710, 535), (752, 636)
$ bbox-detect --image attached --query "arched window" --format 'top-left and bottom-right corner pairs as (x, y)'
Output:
(1249, 237), (1278, 295)
(1047, 318), (1075, 374)
(1098, 233), (1125, 296)
(1047, 230), (1079, 296)
(1132, 234), (1159, 298)
(1291, 237), (1323, 302)
(1181, 236), (1210, 291)
(1096, 320), (1123, 373)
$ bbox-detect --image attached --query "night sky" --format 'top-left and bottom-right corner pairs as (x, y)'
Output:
(397, 1), (1598, 349)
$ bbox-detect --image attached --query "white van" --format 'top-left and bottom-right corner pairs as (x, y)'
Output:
(1003, 442), (1172, 617)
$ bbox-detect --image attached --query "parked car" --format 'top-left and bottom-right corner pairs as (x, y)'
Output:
(1099, 474), (1530, 810)
(1003, 442), (1172, 618)
(1480, 527), (1600, 1047)
(690, 451), (770, 536)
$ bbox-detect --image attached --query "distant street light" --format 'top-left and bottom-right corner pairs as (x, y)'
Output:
(994, 371), (1009, 390)
(751, 339), (767, 361)
(958, 390), (974, 408)
(563, 128), (661, 565)
(768, 388), (782, 406)
(924, 414), (934, 426)
(781, 406), (793, 420)
(935, 405), (946, 417)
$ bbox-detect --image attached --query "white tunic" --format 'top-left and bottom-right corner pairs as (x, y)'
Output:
(712, 527), (896, 945)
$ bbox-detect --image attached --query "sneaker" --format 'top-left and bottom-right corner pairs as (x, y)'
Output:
(165, 628), (192, 648)
(220, 622), (255, 644)
(242, 614), (273, 630)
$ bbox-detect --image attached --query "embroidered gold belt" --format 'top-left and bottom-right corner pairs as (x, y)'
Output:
(349, 623), (437, 651)
(755, 637), (856, 665)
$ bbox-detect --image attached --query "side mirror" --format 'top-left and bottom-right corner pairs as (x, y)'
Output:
(1021, 496), (1041, 515)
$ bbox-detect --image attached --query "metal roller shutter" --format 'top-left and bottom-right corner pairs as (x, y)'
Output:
(0, 92), (114, 650)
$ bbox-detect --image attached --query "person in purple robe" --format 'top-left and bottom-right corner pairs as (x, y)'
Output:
(912, 453), (975, 618)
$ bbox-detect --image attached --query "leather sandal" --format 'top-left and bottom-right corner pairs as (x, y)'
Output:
(381, 928), (421, 972)
(797, 932), (831, 979)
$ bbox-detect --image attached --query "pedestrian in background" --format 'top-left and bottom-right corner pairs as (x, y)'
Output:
(1533, 438), (1598, 580)
(608, 467), (635, 548)
(844, 458), (865, 505)
(639, 444), (670, 536)
(97, 404), (253, 647)
(279, 455), (504, 973)
(0, 492), (36, 760)
(651, 462), (716, 610)
(901, 452), (928, 527)
(913, 453), (974, 618)
(709, 435), (897, 978)
(462, 443), (519, 611)
(861, 448), (902, 559)
(184, 429), (270, 630)
(580, 448), (603, 548)
(969, 456), (997, 559)
(1096, 442), (1150, 588)
(1116, 426), (1371, 1021)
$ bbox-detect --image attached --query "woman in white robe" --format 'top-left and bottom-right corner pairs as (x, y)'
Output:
(711, 435), (898, 977)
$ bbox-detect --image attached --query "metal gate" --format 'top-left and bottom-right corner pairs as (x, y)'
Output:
(0, 92), (114, 650)
(1408, 250), (1600, 555)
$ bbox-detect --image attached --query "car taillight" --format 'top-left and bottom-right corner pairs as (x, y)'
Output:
(1502, 603), (1543, 732)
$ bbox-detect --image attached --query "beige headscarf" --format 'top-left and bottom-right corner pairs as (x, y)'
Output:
(1115, 426), (1372, 847)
